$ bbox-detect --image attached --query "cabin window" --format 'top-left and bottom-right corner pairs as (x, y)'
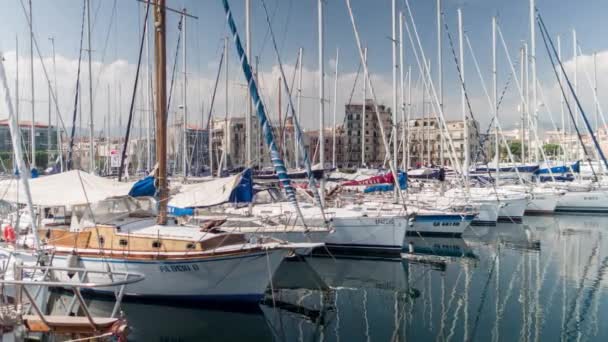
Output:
(119, 239), (128, 247)
(186, 243), (196, 250)
(152, 240), (162, 249)
(98, 236), (105, 246)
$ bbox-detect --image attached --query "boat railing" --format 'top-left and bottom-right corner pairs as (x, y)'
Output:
(1, 263), (145, 334)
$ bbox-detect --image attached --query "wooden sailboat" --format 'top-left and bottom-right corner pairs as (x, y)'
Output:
(12, 0), (318, 302)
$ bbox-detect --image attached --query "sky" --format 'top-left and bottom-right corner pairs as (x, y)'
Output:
(0, 0), (607, 138)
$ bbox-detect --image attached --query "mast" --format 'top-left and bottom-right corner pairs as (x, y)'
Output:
(318, 0), (325, 203)
(221, 36), (228, 176)
(594, 52), (600, 150)
(87, 0), (94, 173)
(407, 65), (411, 170)
(437, 0), (444, 167)
(296, 47), (303, 168)
(49, 36), (62, 171)
(0, 58), (39, 248)
(525, 43), (531, 162)
(146, 6), (152, 172)
(15, 36), (19, 171)
(361, 47), (367, 166)
(530, 0), (538, 163)
(492, 16), (498, 182)
(557, 35), (565, 163)
(245, 0), (252, 167)
(458, 8), (468, 180)
(29, 0), (35, 169)
(573, 28), (578, 160)
(392, 0), (398, 201)
(332, 48), (339, 169)
(182, 9), (188, 177)
(426, 58), (431, 165)
(399, 12), (406, 170)
(520, 46), (525, 163)
(154, 0), (168, 225)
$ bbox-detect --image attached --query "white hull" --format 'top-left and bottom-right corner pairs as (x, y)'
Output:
(472, 202), (499, 226)
(556, 190), (608, 213)
(50, 249), (288, 302)
(526, 192), (561, 214)
(324, 216), (408, 252)
(497, 197), (528, 223)
(410, 213), (474, 237)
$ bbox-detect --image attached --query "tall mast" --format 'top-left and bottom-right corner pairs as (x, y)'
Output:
(296, 47), (303, 168)
(15, 36), (19, 171)
(145, 6), (152, 172)
(182, 9), (188, 177)
(525, 43), (531, 162)
(594, 52), (600, 151)
(361, 47), (367, 166)
(221, 36), (228, 175)
(572, 28), (579, 160)
(154, 0), (168, 225)
(426, 58), (431, 165)
(332, 48), (339, 169)
(520, 46), (525, 163)
(391, 0), (398, 201)
(0, 57), (39, 248)
(557, 35), (566, 163)
(492, 16), (498, 182)
(407, 65), (411, 169)
(399, 12), (406, 170)
(437, 0), (444, 167)
(87, 0), (94, 173)
(29, 0), (35, 169)
(530, 0), (538, 163)
(458, 8), (468, 180)
(318, 0), (325, 203)
(49, 36), (62, 171)
(245, 0), (252, 167)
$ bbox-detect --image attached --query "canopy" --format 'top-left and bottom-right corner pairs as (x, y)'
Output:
(168, 169), (253, 209)
(0, 170), (135, 206)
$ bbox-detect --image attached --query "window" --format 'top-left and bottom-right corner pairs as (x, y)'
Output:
(98, 236), (105, 246)
(119, 239), (128, 247)
(152, 240), (162, 249)
(186, 243), (196, 250)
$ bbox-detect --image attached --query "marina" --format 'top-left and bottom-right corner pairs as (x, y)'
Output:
(0, 0), (607, 340)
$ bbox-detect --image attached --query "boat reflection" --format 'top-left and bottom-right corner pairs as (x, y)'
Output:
(261, 255), (417, 342)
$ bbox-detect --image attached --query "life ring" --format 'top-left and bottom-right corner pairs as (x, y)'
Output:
(3, 225), (16, 243)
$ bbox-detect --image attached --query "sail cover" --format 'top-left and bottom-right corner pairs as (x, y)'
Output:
(168, 170), (252, 209)
(0, 170), (135, 206)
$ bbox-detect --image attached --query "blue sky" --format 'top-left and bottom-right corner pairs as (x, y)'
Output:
(0, 0), (607, 134)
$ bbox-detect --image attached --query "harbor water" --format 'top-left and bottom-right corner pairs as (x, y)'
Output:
(73, 214), (608, 341)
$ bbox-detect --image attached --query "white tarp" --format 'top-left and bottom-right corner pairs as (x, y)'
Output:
(0, 170), (135, 206)
(168, 173), (242, 208)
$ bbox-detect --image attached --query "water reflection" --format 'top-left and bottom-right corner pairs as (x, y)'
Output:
(54, 215), (608, 341)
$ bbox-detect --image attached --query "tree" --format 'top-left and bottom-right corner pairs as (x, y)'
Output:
(543, 143), (560, 158)
(500, 141), (523, 162)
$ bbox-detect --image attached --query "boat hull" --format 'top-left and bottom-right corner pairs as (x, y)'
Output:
(324, 216), (408, 253)
(409, 214), (474, 237)
(525, 192), (560, 214)
(471, 202), (499, 226)
(498, 198), (528, 223)
(50, 249), (288, 302)
(556, 190), (608, 213)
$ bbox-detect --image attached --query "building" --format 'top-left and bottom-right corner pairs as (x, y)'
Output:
(342, 99), (393, 167)
(406, 117), (481, 167)
(0, 119), (58, 168)
(168, 124), (209, 175)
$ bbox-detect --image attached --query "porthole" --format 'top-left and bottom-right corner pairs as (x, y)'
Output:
(152, 240), (162, 248)
(186, 243), (196, 250)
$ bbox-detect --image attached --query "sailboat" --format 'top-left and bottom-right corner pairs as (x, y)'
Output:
(0, 0), (320, 303)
